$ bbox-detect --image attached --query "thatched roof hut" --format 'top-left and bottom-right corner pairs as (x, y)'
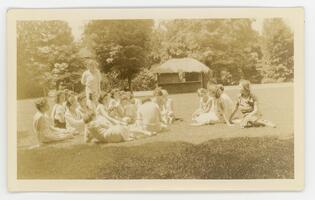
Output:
(151, 58), (212, 94)
(151, 58), (210, 74)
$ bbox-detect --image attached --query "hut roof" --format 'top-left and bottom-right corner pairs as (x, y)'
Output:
(151, 58), (210, 74)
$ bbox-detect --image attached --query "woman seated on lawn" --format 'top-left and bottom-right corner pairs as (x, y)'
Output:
(84, 111), (152, 144)
(126, 91), (142, 108)
(136, 97), (168, 133)
(96, 92), (124, 126)
(191, 86), (233, 126)
(217, 84), (234, 119)
(33, 98), (74, 145)
(76, 93), (89, 118)
(107, 88), (124, 119)
(191, 88), (212, 124)
(124, 92), (140, 123)
(65, 99), (84, 134)
(87, 92), (98, 112)
(161, 89), (175, 124)
(51, 91), (67, 129)
(229, 80), (276, 128)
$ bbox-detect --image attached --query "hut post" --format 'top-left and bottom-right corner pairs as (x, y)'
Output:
(200, 72), (203, 88)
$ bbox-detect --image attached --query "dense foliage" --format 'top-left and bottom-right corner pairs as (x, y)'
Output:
(17, 21), (84, 99)
(17, 18), (293, 99)
(83, 20), (154, 91)
(149, 19), (262, 85)
(260, 19), (294, 82)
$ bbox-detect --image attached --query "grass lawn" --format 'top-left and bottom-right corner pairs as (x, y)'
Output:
(17, 83), (294, 179)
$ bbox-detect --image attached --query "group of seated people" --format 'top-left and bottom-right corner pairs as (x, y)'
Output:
(33, 88), (174, 146)
(191, 80), (276, 128)
(32, 79), (276, 147)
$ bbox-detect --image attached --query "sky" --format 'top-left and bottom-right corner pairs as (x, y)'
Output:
(66, 18), (293, 41)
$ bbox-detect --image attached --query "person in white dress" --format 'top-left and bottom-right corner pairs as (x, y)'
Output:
(33, 98), (74, 145)
(191, 88), (212, 125)
(192, 86), (233, 126)
(81, 59), (102, 101)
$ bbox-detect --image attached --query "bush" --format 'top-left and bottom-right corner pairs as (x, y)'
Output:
(132, 68), (157, 91)
(261, 64), (293, 83)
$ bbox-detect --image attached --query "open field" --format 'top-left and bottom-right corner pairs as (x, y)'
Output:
(17, 83), (294, 179)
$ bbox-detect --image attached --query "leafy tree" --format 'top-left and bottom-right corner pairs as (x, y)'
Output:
(150, 19), (262, 85)
(261, 18), (294, 82)
(83, 20), (154, 90)
(17, 20), (83, 99)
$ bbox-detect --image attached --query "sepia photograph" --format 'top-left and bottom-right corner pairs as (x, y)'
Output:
(7, 8), (304, 191)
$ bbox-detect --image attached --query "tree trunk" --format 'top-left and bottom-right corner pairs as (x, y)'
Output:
(127, 76), (133, 92)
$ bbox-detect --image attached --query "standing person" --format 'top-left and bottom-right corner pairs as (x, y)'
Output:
(81, 58), (102, 101)
(229, 80), (276, 128)
(33, 98), (74, 145)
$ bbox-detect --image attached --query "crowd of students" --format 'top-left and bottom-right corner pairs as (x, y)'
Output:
(192, 80), (276, 128)
(33, 87), (174, 145)
(32, 58), (275, 146)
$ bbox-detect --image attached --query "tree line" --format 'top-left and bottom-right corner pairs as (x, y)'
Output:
(17, 18), (293, 99)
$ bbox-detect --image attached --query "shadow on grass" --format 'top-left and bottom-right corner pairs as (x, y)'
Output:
(17, 136), (294, 179)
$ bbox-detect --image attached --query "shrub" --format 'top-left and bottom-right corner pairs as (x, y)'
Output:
(132, 68), (157, 91)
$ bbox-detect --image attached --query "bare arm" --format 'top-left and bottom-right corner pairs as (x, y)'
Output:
(219, 101), (232, 125)
(229, 103), (239, 123)
(247, 101), (259, 117)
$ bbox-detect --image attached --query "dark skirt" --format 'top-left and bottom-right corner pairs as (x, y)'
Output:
(54, 119), (66, 129)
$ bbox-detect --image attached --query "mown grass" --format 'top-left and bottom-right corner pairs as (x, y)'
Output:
(17, 84), (294, 179)
(18, 137), (293, 179)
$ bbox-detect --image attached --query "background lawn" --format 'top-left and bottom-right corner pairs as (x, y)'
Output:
(16, 83), (294, 179)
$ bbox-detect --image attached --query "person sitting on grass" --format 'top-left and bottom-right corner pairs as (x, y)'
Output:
(108, 88), (124, 120)
(33, 98), (74, 145)
(51, 91), (67, 129)
(83, 111), (152, 144)
(161, 89), (175, 124)
(152, 87), (165, 111)
(76, 93), (89, 118)
(191, 86), (233, 126)
(136, 97), (168, 134)
(96, 92), (124, 126)
(65, 99), (84, 135)
(229, 80), (276, 128)
(191, 88), (212, 124)
(216, 84), (234, 120)
(87, 92), (98, 112)
(124, 91), (139, 123)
